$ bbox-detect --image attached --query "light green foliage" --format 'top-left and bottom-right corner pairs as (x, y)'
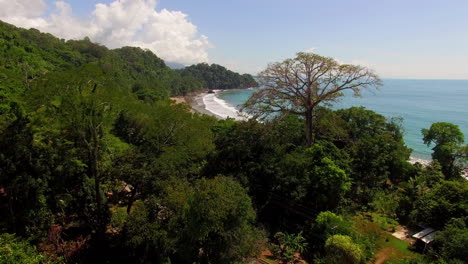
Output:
(422, 122), (464, 147)
(325, 235), (363, 264)
(307, 211), (354, 256)
(315, 211), (352, 238)
(0, 234), (59, 264)
(422, 122), (465, 178)
(270, 232), (308, 264)
(110, 206), (128, 230)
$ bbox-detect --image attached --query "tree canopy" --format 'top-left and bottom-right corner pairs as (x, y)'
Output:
(1, 20), (466, 264)
(178, 63), (258, 90)
(242, 52), (381, 146)
(422, 122), (466, 178)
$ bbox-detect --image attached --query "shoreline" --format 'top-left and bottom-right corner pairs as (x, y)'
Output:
(183, 92), (435, 163)
(174, 91), (468, 180)
(188, 89), (249, 120)
(170, 90), (220, 117)
(408, 156), (431, 166)
(190, 92), (224, 118)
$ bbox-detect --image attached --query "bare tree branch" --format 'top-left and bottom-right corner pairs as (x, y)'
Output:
(242, 52), (381, 146)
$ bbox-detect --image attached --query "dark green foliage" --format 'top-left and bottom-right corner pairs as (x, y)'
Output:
(396, 161), (444, 223)
(1, 20), (466, 264)
(422, 122), (465, 178)
(270, 232), (307, 264)
(334, 107), (412, 203)
(125, 177), (264, 264)
(276, 142), (351, 214)
(206, 108), (412, 233)
(0, 21), (225, 262)
(411, 180), (468, 229)
(434, 217), (468, 262)
(0, 20), (247, 106)
(178, 63), (258, 89)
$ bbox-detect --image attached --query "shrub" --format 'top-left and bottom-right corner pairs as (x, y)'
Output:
(325, 235), (363, 264)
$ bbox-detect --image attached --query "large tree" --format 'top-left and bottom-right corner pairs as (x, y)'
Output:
(422, 122), (465, 178)
(242, 52), (381, 146)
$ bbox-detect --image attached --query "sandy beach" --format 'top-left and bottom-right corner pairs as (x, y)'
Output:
(408, 157), (431, 166)
(173, 92), (468, 181)
(409, 157), (468, 180)
(173, 90), (248, 120)
(190, 92), (223, 118)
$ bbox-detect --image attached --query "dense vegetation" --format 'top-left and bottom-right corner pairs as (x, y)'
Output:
(178, 63), (258, 90)
(0, 21), (467, 264)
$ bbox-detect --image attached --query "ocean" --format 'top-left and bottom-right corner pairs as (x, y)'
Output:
(212, 79), (468, 160)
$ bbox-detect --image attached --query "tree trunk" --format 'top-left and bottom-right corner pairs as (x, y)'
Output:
(127, 188), (137, 214)
(8, 193), (16, 233)
(90, 131), (103, 239)
(305, 109), (314, 147)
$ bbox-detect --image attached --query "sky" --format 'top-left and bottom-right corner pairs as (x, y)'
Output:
(1, 0), (467, 79)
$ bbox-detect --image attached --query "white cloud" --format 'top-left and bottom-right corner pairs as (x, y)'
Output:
(0, 0), (49, 28)
(0, 0), (211, 65)
(214, 58), (263, 75)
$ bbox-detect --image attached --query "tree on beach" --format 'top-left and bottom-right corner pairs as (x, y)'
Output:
(422, 122), (465, 178)
(242, 52), (382, 146)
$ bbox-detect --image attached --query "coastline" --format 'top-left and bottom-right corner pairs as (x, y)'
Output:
(170, 91), (220, 117)
(190, 92), (223, 118)
(174, 91), (468, 180)
(188, 89), (249, 120)
(409, 157), (468, 180)
(408, 157), (431, 166)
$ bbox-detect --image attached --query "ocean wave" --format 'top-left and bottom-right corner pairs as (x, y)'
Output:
(202, 92), (248, 120)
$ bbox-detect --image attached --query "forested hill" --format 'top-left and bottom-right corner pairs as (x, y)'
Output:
(178, 63), (258, 90)
(0, 20), (255, 105)
(1, 20), (468, 264)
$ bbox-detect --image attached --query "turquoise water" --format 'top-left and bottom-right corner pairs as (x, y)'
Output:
(216, 79), (468, 159)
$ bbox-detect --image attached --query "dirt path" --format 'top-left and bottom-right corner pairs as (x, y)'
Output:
(392, 225), (416, 244)
(372, 247), (397, 264)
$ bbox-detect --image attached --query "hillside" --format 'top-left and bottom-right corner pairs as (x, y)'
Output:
(179, 63), (258, 90)
(0, 20), (466, 264)
(0, 20), (256, 107)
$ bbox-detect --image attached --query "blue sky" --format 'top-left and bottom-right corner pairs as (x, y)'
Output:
(14, 0), (468, 78)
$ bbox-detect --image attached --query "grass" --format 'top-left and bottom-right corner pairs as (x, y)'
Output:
(383, 236), (412, 253)
(351, 213), (420, 263)
(377, 233), (415, 261)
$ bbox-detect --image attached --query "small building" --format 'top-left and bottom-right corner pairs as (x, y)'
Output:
(412, 228), (435, 240)
(412, 227), (437, 251)
(420, 231), (436, 244)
